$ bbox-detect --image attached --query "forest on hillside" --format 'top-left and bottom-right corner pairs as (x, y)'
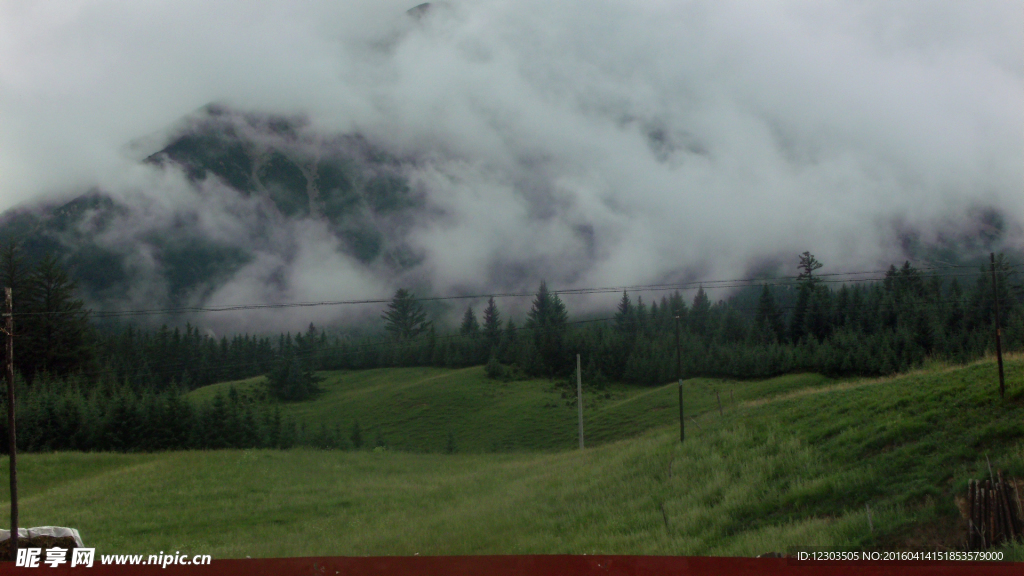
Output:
(0, 244), (1020, 454)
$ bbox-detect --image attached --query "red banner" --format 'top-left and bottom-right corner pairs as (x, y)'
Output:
(2, 554), (1020, 576)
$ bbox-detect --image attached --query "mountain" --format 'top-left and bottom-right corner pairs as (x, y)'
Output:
(0, 103), (1016, 330)
(0, 104), (425, 319)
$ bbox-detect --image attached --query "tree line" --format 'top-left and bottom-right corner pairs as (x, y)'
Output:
(24, 250), (1023, 392)
(316, 253), (1023, 386)
(0, 241), (1020, 453)
(0, 372), (364, 453)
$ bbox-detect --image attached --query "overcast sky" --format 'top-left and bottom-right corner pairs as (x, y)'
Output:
(0, 0), (1021, 329)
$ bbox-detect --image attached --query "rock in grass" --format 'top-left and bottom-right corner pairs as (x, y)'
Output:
(0, 527), (82, 562)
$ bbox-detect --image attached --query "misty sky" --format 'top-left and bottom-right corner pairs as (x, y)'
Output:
(0, 0), (1021, 330)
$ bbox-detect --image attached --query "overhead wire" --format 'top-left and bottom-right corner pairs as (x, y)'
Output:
(12, 261), (1020, 319)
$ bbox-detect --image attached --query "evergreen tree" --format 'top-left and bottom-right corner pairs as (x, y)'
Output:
(382, 289), (432, 341)
(669, 291), (687, 323)
(803, 286), (832, 342)
(525, 281), (570, 377)
(690, 287), (711, 338)
(0, 242), (27, 311)
(460, 306), (480, 336)
(614, 291), (634, 335)
(485, 350), (504, 379)
(499, 318), (518, 364)
(482, 297), (502, 349)
(266, 348), (321, 401)
(790, 252), (823, 343)
(636, 296), (648, 335)
(753, 284), (784, 343)
(19, 253), (94, 381)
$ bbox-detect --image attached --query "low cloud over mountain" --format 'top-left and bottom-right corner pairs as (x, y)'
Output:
(0, 0), (1020, 332)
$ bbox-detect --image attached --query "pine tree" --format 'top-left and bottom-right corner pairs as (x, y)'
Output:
(460, 306), (480, 336)
(636, 296), (648, 335)
(0, 242), (27, 311)
(382, 289), (432, 341)
(499, 318), (518, 364)
(790, 252), (823, 343)
(690, 287), (711, 338)
(753, 284), (783, 343)
(614, 291), (634, 335)
(266, 347), (321, 401)
(485, 350), (504, 379)
(526, 281), (570, 377)
(482, 297), (502, 349)
(19, 253), (94, 381)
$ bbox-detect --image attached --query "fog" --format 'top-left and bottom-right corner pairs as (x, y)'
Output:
(0, 0), (1021, 331)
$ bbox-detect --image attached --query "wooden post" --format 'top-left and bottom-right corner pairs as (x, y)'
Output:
(989, 481), (995, 548)
(716, 390), (723, 416)
(1011, 475), (1019, 532)
(998, 472), (1015, 543)
(4, 288), (16, 556)
(977, 479), (985, 549)
(970, 480), (978, 549)
(675, 315), (683, 443)
(576, 354), (583, 450)
(968, 479), (976, 550)
(990, 253), (1005, 398)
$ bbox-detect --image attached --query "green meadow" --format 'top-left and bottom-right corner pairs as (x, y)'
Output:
(1, 355), (1022, 558)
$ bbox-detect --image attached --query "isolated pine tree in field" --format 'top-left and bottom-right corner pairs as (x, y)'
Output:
(382, 288), (432, 341)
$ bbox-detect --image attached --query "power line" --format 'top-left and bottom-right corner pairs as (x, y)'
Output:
(13, 262), (1020, 319)
(63, 286), (1016, 384)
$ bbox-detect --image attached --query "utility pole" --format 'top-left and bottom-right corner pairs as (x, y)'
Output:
(4, 288), (16, 555)
(990, 253), (1005, 398)
(576, 354), (584, 450)
(676, 315), (683, 443)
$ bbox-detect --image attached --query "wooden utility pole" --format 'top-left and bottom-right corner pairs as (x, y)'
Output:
(576, 354), (584, 450)
(4, 288), (16, 555)
(990, 253), (1005, 398)
(675, 315), (683, 443)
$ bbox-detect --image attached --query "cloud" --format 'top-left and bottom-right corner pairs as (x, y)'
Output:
(0, 0), (1021, 329)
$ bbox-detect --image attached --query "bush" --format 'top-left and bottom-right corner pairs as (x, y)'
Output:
(266, 353), (321, 401)
(485, 353), (505, 379)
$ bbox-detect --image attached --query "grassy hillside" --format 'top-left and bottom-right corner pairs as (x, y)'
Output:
(185, 367), (835, 453)
(1, 356), (1022, 559)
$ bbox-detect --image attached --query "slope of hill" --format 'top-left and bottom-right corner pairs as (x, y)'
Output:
(2, 356), (1021, 558)
(185, 367), (835, 453)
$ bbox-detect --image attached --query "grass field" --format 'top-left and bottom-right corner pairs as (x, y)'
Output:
(1, 356), (1022, 558)
(184, 367), (837, 453)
